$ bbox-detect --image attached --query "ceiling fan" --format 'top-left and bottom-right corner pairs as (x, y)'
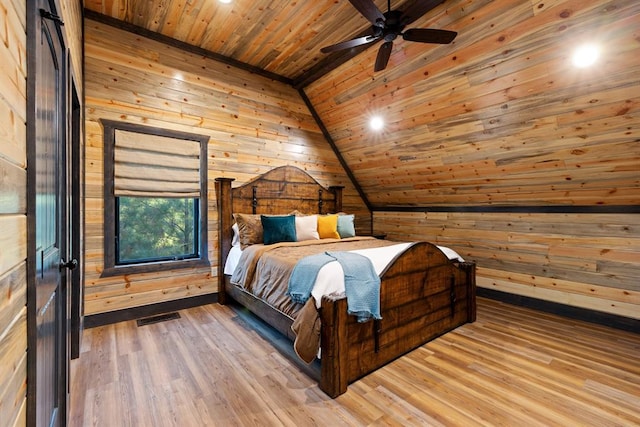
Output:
(320, 0), (457, 72)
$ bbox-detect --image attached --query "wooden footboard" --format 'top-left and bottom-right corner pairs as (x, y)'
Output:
(319, 242), (476, 397)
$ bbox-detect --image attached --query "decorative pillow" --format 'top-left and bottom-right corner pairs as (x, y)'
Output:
(337, 214), (356, 238)
(317, 214), (340, 239)
(233, 213), (263, 249)
(232, 222), (240, 246)
(295, 214), (319, 241)
(261, 215), (297, 245)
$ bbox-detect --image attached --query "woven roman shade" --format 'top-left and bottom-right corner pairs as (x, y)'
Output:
(114, 130), (201, 198)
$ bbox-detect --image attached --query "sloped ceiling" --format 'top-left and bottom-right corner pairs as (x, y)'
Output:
(83, 0), (426, 84)
(83, 0), (640, 209)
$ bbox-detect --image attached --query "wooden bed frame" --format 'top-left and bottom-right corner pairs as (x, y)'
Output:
(216, 166), (476, 397)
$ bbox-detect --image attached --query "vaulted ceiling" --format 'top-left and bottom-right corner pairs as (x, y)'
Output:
(83, 0), (640, 209)
(83, 0), (450, 87)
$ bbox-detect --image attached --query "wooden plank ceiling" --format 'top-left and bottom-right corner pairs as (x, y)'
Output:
(83, 0), (640, 209)
(83, 0), (422, 85)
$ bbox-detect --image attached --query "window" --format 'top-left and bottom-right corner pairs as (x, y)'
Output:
(116, 197), (198, 264)
(101, 120), (209, 276)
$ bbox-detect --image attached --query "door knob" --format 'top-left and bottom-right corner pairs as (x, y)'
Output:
(59, 259), (78, 271)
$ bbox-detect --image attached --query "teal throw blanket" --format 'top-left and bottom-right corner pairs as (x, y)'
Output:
(287, 251), (381, 322)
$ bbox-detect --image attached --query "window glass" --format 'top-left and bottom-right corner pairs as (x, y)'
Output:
(116, 197), (198, 265)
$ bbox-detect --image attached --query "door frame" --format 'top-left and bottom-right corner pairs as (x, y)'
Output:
(69, 70), (84, 361)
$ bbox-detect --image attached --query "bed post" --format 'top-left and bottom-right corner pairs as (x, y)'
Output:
(319, 295), (349, 397)
(329, 186), (344, 212)
(215, 177), (235, 305)
(462, 262), (477, 322)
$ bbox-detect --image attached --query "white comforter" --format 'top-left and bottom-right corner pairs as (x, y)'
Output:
(224, 242), (464, 308)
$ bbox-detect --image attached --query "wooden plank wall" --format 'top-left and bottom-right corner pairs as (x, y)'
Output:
(374, 211), (638, 319)
(59, 0), (84, 88)
(83, 20), (369, 316)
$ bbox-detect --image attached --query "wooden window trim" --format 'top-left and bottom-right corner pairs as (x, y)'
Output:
(101, 119), (210, 277)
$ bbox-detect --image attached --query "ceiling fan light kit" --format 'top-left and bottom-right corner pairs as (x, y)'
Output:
(321, 0), (457, 72)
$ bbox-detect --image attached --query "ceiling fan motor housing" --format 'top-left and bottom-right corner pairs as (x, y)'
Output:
(380, 10), (405, 42)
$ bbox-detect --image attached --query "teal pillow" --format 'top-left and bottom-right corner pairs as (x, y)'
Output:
(337, 214), (355, 238)
(261, 215), (297, 245)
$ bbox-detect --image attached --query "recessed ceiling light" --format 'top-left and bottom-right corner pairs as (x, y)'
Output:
(370, 116), (384, 131)
(572, 43), (599, 68)
(219, 0), (232, 4)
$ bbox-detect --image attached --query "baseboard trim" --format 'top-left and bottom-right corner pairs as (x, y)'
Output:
(83, 289), (639, 333)
(478, 288), (639, 334)
(84, 293), (218, 328)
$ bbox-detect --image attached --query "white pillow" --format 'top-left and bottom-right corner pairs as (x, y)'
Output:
(232, 222), (240, 246)
(295, 214), (319, 241)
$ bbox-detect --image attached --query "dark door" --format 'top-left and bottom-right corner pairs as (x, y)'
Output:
(28, 1), (71, 426)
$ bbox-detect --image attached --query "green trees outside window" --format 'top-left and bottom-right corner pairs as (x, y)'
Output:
(116, 197), (198, 264)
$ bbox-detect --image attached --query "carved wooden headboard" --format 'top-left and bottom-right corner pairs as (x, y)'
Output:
(215, 165), (344, 302)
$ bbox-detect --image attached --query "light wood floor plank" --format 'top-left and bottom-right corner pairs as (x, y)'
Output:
(69, 298), (640, 426)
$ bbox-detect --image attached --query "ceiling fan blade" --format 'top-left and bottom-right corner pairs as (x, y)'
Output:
(374, 41), (393, 72)
(321, 35), (380, 54)
(403, 28), (457, 44)
(348, 0), (385, 26)
(399, 0), (445, 26)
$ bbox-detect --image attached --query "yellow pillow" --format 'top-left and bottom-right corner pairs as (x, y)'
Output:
(317, 214), (340, 239)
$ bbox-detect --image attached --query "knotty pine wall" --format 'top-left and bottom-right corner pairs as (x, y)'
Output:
(374, 212), (638, 320)
(83, 20), (369, 316)
(60, 0), (84, 86)
(0, 0), (83, 425)
(0, 2), (27, 422)
(302, 0), (639, 320)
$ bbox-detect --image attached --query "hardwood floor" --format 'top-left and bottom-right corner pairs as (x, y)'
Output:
(69, 298), (640, 426)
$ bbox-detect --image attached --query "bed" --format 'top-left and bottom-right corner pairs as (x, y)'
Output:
(216, 165), (476, 397)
